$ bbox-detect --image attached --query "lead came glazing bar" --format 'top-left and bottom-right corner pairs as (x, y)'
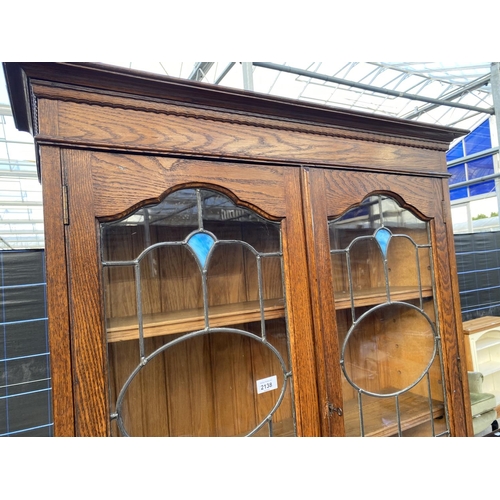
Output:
(257, 255), (266, 341)
(426, 372), (436, 436)
(345, 250), (356, 322)
(202, 268), (209, 329)
(414, 243), (424, 309)
(358, 391), (365, 437)
(395, 394), (402, 436)
(197, 189), (203, 230)
(134, 262), (145, 360)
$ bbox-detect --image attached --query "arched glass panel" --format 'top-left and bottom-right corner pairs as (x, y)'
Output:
(101, 188), (295, 436)
(329, 195), (449, 437)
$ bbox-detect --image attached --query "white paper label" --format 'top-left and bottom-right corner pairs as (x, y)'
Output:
(256, 375), (278, 394)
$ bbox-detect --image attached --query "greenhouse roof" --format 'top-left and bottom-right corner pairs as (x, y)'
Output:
(104, 62), (496, 132)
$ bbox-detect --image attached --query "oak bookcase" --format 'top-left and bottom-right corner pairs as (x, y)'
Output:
(4, 62), (473, 437)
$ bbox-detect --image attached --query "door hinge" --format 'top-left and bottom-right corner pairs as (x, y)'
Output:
(62, 184), (69, 225)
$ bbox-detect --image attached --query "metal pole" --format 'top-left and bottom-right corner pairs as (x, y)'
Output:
(242, 62), (254, 91)
(489, 63), (500, 219)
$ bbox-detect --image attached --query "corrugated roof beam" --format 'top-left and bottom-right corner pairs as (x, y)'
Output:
(253, 62), (494, 115)
(214, 63), (235, 85)
(402, 73), (492, 120)
(242, 62), (254, 91)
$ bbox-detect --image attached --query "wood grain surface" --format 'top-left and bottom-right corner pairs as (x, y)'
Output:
(90, 153), (287, 221)
(63, 149), (109, 436)
(39, 146), (74, 436)
(38, 98), (449, 174)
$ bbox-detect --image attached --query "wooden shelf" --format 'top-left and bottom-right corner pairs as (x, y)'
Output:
(397, 416), (448, 437)
(343, 390), (444, 437)
(334, 286), (433, 310)
(107, 297), (286, 343)
(476, 335), (500, 351)
(477, 361), (500, 377)
(107, 286), (433, 343)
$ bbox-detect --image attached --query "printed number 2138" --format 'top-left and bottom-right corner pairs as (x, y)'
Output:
(256, 375), (278, 394)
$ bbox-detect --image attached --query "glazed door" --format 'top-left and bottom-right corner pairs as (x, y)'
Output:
(59, 150), (468, 436)
(63, 150), (321, 437)
(305, 167), (468, 437)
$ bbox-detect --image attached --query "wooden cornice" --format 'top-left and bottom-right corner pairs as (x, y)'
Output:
(3, 62), (468, 145)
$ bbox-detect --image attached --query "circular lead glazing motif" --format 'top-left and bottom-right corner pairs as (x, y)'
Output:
(114, 328), (289, 437)
(341, 302), (437, 397)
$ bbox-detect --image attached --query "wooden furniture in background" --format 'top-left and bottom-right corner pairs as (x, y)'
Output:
(3, 62), (473, 437)
(463, 316), (500, 413)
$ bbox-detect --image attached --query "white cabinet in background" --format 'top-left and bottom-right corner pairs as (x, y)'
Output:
(463, 316), (500, 409)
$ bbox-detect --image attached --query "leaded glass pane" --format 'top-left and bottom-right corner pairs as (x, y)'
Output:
(101, 188), (295, 437)
(329, 195), (449, 437)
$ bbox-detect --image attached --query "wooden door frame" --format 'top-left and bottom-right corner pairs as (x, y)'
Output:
(39, 145), (75, 436)
(303, 166), (472, 436)
(61, 151), (323, 436)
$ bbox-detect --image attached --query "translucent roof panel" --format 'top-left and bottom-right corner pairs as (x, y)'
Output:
(104, 62), (494, 132)
(1, 67), (42, 250)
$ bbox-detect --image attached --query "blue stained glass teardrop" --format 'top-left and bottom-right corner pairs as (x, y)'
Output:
(187, 232), (216, 268)
(375, 227), (391, 258)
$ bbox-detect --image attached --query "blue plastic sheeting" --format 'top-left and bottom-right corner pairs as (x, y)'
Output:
(468, 155), (495, 197)
(447, 119), (496, 201)
(464, 120), (492, 155)
(468, 156), (495, 180)
(449, 164), (467, 183)
(470, 180), (496, 197)
(450, 187), (469, 201)
(446, 141), (464, 162)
